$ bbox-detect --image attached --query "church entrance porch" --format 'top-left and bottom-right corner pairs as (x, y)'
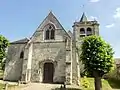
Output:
(43, 63), (54, 83)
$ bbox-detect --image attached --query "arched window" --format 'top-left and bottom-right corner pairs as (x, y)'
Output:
(87, 27), (92, 36)
(80, 28), (85, 34)
(20, 51), (24, 59)
(45, 24), (55, 40)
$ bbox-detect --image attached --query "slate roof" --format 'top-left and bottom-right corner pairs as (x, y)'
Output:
(11, 38), (29, 44)
(80, 12), (88, 22)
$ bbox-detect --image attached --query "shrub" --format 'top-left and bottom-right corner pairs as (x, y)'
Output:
(81, 76), (90, 89)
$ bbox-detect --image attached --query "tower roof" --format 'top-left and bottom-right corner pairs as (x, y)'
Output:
(80, 12), (88, 22)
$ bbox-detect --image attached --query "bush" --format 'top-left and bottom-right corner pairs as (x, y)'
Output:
(81, 76), (90, 89)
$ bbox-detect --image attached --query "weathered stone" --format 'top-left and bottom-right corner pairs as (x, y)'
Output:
(4, 11), (99, 86)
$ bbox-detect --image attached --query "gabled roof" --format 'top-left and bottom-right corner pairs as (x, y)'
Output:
(32, 11), (71, 38)
(36, 11), (64, 30)
(11, 38), (29, 44)
(80, 12), (88, 22)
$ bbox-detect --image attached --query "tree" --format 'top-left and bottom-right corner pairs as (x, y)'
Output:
(0, 35), (9, 70)
(80, 35), (114, 90)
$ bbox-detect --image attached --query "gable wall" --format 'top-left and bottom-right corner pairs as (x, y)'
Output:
(31, 42), (66, 83)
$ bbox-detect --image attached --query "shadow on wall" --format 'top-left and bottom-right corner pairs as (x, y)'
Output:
(4, 58), (23, 82)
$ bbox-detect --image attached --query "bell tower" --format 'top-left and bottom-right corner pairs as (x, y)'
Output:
(73, 12), (99, 42)
(71, 12), (99, 85)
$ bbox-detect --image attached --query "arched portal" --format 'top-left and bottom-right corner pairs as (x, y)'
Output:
(43, 63), (54, 83)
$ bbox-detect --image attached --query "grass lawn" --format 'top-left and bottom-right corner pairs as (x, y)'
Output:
(0, 70), (4, 79)
(0, 83), (5, 90)
(81, 78), (112, 90)
(0, 70), (5, 89)
(54, 78), (112, 90)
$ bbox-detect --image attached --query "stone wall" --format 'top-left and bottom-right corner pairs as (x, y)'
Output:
(4, 12), (74, 85)
(3, 43), (26, 81)
(31, 42), (66, 83)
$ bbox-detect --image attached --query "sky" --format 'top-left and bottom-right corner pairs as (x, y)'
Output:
(0, 0), (120, 58)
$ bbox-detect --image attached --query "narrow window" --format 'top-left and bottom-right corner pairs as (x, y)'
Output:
(20, 51), (24, 59)
(46, 29), (49, 40)
(51, 29), (55, 39)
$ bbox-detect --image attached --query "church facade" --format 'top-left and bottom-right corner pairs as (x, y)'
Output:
(3, 12), (99, 85)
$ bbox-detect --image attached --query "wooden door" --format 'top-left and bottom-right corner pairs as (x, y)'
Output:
(43, 63), (54, 83)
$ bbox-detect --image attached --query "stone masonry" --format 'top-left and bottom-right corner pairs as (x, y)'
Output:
(3, 12), (99, 85)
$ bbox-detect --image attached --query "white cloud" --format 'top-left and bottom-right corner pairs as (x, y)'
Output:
(113, 7), (120, 19)
(89, 16), (98, 21)
(105, 23), (115, 28)
(89, 0), (100, 3)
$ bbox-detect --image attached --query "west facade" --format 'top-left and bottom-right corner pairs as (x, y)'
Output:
(3, 12), (99, 85)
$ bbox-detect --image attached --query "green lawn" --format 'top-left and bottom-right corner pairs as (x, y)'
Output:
(0, 70), (4, 79)
(81, 78), (112, 90)
(54, 78), (112, 90)
(0, 70), (5, 89)
(0, 83), (5, 90)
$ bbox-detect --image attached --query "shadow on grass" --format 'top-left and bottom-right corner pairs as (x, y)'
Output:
(107, 78), (120, 89)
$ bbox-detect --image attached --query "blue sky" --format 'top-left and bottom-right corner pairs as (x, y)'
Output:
(0, 0), (120, 58)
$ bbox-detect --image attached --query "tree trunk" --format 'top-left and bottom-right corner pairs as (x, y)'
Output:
(94, 76), (102, 90)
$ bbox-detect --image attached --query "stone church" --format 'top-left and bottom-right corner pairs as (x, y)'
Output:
(3, 12), (99, 85)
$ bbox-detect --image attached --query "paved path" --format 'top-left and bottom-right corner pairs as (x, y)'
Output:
(19, 83), (81, 90)
(20, 83), (60, 90)
(1, 80), (120, 90)
(1, 82), (81, 90)
(0, 80), (119, 90)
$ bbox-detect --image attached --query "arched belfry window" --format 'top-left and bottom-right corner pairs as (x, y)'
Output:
(45, 24), (55, 40)
(20, 51), (24, 59)
(87, 27), (92, 36)
(80, 28), (85, 34)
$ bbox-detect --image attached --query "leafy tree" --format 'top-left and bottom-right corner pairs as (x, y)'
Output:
(0, 35), (9, 70)
(80, 35), (114, 90)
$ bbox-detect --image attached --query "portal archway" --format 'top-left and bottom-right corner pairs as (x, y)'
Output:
(43, 62), (54, 83)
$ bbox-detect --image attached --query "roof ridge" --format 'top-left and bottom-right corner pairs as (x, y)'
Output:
(11, 38), (29, 44)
